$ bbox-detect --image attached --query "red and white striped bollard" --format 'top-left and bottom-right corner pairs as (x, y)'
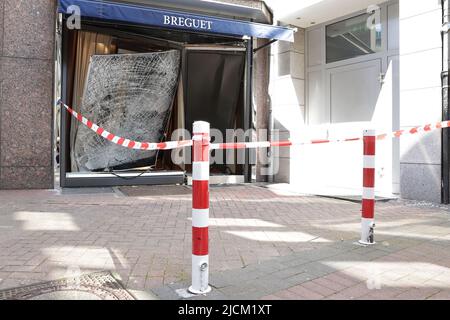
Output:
(189, 121), (212, 294)
(360, 129), (376, 246)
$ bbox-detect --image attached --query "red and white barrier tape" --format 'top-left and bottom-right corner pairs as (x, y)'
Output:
(60, 100), (450, 151)
(60, 101), (192, 151)
(209, 121), (450, 150)
(210, 141), (294, 150)
(377, 121), (450, 140)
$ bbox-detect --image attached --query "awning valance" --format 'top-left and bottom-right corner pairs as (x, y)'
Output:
(58, 0), (295, 42)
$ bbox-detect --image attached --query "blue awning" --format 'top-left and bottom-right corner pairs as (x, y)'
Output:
(58, 0), (295, 42)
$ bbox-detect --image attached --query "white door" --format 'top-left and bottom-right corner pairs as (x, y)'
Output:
(297, 59), (384, 195)
(327, 59), (382, 124)
(324, 59), (384, 192)
(301, 3), (399, 197)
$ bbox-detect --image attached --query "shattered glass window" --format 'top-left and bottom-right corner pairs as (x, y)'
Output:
(72, 50), (180, 172)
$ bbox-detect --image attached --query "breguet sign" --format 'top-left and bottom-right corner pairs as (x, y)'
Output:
(58, 0), (295, 42)
(163, 15), (213, 31)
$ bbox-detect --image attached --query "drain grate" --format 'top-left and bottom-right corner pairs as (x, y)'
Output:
(0, 272), (135, 300)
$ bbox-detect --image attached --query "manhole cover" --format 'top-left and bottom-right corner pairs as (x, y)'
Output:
(0, 272), (135, 300)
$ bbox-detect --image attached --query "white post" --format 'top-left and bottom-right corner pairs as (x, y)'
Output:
(360, 129), (376, 245)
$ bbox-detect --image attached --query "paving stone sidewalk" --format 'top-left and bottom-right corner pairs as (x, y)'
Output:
(0, 184), (450, 300)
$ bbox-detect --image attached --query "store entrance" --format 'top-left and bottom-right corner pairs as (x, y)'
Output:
(184, 46), (246, 180)
(57, 20), (249, 188)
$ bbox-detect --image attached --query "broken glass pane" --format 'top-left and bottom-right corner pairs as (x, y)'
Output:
(72, 50), (180, 172)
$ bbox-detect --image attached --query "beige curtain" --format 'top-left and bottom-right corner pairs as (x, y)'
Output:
(70, 31), (116, 171)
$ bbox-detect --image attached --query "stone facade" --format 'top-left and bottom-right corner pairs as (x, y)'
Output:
(0, 0), (270, 190)
(0, 0), (56, 189)
(254, 38), (271, 182)
(398, 0), (443, 203)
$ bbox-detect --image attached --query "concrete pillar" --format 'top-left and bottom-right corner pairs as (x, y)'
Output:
(254, 38), (271, 182)
(398, 0), (443, 202)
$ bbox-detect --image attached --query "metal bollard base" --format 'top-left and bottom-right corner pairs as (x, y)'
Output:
(358, 240), (377, 247)
(188, 286), (212, 295)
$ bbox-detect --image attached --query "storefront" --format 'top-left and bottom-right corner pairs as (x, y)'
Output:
(55, 0), (295, 187)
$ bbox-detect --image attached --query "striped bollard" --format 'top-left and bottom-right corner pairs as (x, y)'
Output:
(360, 129), (376, 246)
(189, 121), (212, 295)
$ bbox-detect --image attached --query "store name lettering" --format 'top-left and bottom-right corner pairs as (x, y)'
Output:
(163, 15), (213, 30)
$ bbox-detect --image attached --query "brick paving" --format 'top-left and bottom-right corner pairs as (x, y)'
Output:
(0, 184), (450, 300)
